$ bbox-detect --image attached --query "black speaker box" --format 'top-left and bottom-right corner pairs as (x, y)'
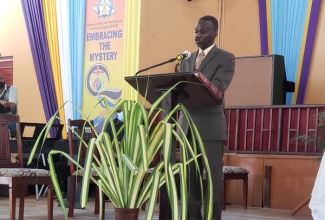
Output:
(226, 54), (294, 106)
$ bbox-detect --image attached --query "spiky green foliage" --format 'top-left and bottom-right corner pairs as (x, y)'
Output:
(28, 82), (213, 220)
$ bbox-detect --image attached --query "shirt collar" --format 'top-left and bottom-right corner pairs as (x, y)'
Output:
(0, 84), (8, 95)
(198, 44), (215, 56)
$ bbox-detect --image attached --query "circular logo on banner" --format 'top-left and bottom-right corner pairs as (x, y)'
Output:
(92, 0), (116, 18)
(86, 63), (110, 96)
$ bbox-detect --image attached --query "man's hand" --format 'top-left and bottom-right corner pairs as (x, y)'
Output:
(0, 100), (10, 108)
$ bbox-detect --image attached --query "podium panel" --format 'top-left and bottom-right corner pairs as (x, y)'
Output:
(125, 72), (221, 108)
(225, 55), (289, 106)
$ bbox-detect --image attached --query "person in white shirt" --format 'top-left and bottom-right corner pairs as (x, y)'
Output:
(309, 153), (325, 220)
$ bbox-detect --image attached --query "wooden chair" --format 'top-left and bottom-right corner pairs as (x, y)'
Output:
(222, 166), (249, 210)
(67, 119), (104, 218)
(0, 114), (54, 220)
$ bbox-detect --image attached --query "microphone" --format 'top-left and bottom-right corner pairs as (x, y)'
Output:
(176, 50), (191, 61)
(134, 50), (191, 76)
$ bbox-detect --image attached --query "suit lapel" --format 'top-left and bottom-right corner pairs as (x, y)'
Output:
(199, 46), (218, 71)
(189, 50), (199, 72)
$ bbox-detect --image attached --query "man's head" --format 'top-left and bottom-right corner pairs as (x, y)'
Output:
(194, 15), (218, 50)
(0, 73), (6, 89)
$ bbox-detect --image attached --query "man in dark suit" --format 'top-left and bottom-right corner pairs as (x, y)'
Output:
(180, 15), (235, 220)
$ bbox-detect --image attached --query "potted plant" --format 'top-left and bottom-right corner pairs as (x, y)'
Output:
(28, 82), (213, 220)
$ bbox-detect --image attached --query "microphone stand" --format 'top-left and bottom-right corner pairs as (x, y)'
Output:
(135, 58), (177, 76)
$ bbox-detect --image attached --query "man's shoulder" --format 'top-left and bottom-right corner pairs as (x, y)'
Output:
(215, 47), (235, 58)
(7, 85), (17, 89)
(6, 85), (18, 92)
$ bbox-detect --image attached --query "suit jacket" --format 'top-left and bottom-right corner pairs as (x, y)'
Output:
(180, 45), (235, 141)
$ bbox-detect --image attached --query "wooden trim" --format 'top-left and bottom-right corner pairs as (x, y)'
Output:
(224, 153), (319, 160)
(290, 195), (311, 216)
(0, 66), (13, 69)
(262, 166), (272, 208)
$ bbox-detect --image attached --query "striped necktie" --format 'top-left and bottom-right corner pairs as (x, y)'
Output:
(194, 51), (205, 72)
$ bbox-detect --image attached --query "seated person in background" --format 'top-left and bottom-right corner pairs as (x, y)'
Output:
(0, 73), (18, 137)
(105, 110), (124, 141)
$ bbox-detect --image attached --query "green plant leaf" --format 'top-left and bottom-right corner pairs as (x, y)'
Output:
(28, 81), (213, 219)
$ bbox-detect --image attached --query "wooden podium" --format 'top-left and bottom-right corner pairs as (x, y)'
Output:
(125, 72), (221, 219)
(125, 72), (221, 108)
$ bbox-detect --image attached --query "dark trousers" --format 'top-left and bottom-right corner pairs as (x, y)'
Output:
(187, 141), (224, 220)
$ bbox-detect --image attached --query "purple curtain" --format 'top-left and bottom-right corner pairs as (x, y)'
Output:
(296, 0), (322, 104)
(258, 0), (268, 55)
(21, 0), (59, 127)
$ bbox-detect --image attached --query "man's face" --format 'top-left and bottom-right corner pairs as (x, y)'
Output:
(0, 75), (6, 89)
(194, 20), (217, 50)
